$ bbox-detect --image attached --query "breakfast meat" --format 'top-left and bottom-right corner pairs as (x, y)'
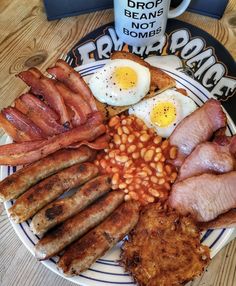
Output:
(198, 209), (236, 230)
(121, 204), (210, 286)
(0, 112), (106, 165)
(111, 51), (176, 92)
(169, 172), (236, 222)
(2, 107), (46, 140)
(31, 175), (112, 235)
(56, 82), (92, 126)
(177, 137), (236, 182)
(34, 191), (124, 260)
(96, 115), (178, 205)
(57, 200), (140, 276)
(18, 69), (70, 126)
(15, 93), (67, 136)
(68, 133), (110, 150)
(0, 112), (33, 143)
(169, 99), (227, 167)
(47, 59), (98, 112)
(0, 146), (95, 203)
(8, 163), (99, 223)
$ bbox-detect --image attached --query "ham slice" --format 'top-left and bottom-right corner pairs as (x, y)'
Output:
(177, 136), (236, 182)
(169, 99), (226, 167)
(168, 172), (236, 222)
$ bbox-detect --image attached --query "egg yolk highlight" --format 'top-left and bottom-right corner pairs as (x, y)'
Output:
(150, 102), (176, 127)
(113, 67), (137, 90)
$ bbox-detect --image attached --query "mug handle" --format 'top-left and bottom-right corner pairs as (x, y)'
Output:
(168, 0), (191, 18)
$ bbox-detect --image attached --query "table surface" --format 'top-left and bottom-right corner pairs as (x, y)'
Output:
(0, 0), (236, 285)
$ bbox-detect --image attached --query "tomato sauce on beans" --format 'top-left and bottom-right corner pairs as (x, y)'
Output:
(95, 115), (178, 205)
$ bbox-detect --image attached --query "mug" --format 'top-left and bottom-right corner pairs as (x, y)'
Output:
(114, 0), (191, 47)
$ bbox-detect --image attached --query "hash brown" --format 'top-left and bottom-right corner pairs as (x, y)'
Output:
(121, 204), (210, 286)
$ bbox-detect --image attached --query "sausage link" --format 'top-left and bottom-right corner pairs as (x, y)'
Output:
(0, 146), (95, 202)
(35, 191), (124, 260)
(31, 175), (111, 235)
(57, 200), (140, 276)
(8, 163), (98, 223)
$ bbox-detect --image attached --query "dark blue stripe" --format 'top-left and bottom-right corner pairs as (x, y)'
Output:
(79, 274), (135, 284)
(88, 268), (129, 276)
(210, 229), (226, 248)
(201, 229), (213, 243)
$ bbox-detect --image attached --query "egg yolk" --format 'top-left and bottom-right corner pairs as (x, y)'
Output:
(150, 102), (176, 127)
(113, 67), (137, 90)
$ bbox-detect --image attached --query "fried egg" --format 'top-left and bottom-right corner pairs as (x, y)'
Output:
(89, 59), (151, 106)
(129, 90), (197, 138)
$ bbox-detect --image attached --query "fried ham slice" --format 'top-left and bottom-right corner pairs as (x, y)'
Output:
(121, 204), (210, 286)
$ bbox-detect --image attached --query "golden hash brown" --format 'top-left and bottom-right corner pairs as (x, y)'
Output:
(121, 204), (210, 286)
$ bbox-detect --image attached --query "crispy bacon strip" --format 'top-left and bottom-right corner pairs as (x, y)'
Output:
(55, 82), (92, 126)
(69, 133), (110, 150)
(18, 69), (70, 126)
(2, 107), (46, 140)
(0, 113), (106, 165)
(0, 113), (31, 142)
(15, 94), (67, 136)
(47, 60), (97, 112)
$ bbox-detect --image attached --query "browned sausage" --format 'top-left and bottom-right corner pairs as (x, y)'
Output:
(8, 163), (99, 223)
(31, 175), (112, 235)
(34, 191), (124, 260)
(0, 146), (95, 202)
(57, 200), (140, 276)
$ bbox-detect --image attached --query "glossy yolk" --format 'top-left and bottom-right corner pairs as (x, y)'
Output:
(150, 102), (176, 127)
(113, 67), (138, 90)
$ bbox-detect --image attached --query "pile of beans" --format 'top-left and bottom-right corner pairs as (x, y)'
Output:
(95, 115), (178, 205)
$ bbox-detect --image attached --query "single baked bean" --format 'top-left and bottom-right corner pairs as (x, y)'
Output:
(148, 188), (160, 197)
(170, 146), (177, 159)
(154, 153), (162, 162)
(165, 165), (172, 175)
(120, 144), (126, 152)
(124, 194), (131, 201)
(124, 160), (133, 168)
(156, 162), (163, 173)
(115, 155), (128, 163)
(132, 152), (140, 159)
(121, 134), (128, 144)
(161, 140), (169, 150)
(144, 149), (154, 162)
(109, 116), (119, 127)
(128, 134), (135, 143)
(114, 134), (121, 145)
(141, 148), (147, 158)
(158, 178), (165, 185)
(122, 126), (130, 134)
(112, 173), (119, 185)
(154, 136), (162, 145)
(150, 176), (158, 183)
(140, 134), (150, 142)
(137, 171), (148, 177)
(127, 145), (136, 153)
(117, 127), (123, 135)
(138, 142), (144, 148)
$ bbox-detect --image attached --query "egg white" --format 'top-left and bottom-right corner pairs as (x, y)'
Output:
(89, 59), (151, 106)
(129, 89), (197, 138)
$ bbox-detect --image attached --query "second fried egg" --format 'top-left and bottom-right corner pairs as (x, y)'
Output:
(129, 90), (197, 138)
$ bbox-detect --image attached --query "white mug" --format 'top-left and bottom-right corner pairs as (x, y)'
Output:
(114, 0), (191, 47)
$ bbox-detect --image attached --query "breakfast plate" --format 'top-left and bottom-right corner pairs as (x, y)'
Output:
(2, 61), (236, 285)
(2, 19), (236, 285)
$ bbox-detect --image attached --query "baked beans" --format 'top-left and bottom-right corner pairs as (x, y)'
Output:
(95, 115), (178, 205)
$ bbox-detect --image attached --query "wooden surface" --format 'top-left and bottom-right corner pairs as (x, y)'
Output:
(0, 0), (236, 285)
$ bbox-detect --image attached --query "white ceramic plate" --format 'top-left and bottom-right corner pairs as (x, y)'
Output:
(2, 59), (236, 286)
